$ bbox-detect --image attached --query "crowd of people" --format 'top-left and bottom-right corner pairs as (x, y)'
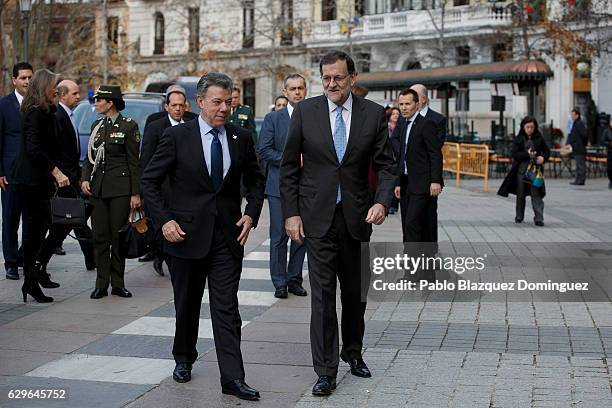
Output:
(0, 49), (605, 401)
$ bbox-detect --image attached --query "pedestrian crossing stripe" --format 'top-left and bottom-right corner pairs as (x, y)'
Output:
(26, 354), (176, 385)
(112, 316), (250, 338)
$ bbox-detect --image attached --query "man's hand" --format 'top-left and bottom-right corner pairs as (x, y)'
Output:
(52, 167), (70, 188)
(130, 194), (141, 210)
(81, 181), (91, 196)
(236, 215), (253, 246)
(285, 215), (305, 245)
(430, 183), (442, 197)
(365, 203), (386, 225)
(536, 156), (545, 165)
(162, 220), (186, 243)
(394, 186), (401, 199)
(0, 176), (8, 191)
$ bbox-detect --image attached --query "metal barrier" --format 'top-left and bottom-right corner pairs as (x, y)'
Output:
(443, 142), (489, 192)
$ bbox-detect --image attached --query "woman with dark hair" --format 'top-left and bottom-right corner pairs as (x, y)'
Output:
(81, 85), (141, 300)
(11, 68), (67, 302)
(498, 116), (550, 226)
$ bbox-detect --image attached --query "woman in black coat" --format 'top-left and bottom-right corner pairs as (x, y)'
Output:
(11, 69), (69, 302)
(497, 116), (550, 226)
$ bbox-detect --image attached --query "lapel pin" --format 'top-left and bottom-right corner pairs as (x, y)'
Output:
(232, 134), (238, 140)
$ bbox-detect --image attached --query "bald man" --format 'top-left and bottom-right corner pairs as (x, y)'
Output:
(30, 80), (96, 284)
(410, 84), (446, 252)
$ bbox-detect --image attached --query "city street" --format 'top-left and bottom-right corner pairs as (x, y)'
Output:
(1, 177), (612, 407)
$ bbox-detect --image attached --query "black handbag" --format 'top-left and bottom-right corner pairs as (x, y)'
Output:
(50, 188), (88, 228)
(118, 210), (155, 259)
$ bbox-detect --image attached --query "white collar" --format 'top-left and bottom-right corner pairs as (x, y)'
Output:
(419, 105), (429, 117)
(327, 93), (353, 113)
(14, 90), (24, 105)
(168, 114), (184, 127)
(59, 102), (73, 116)
(287, 103), (294, 118)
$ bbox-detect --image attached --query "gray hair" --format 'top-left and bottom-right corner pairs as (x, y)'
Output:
(196, 72), (234, 97)
(283, 73), (306, 89)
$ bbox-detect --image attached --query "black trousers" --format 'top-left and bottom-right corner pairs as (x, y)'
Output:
(19, 184), (53, 283)
(515, 172), (544, 223)
(37, 187), (95, 267)
(306, 205), (367, 378)
(170, 223), (244, 385)
(423, 197), (439, 251)
(1, 183), (26, 269)
(574, 154), (586, 184)
(399, 184), (432, 243)
(90, 195), (130, 289)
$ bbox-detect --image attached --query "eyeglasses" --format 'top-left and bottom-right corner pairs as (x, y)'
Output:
(321, 74), (350, 85)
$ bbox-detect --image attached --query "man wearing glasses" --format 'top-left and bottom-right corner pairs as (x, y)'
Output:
(280, 50), (396, 396)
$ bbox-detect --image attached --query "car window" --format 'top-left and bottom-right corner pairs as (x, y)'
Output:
(75, 98), (163, 162)
(74, 100), (163, 136)
(176, 80), (200, 114)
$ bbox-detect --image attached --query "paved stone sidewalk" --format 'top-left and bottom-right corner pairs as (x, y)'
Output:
(0, 178), (611, 407)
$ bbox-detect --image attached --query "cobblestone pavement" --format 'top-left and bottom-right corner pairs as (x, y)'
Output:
(0, 177), (611, 407)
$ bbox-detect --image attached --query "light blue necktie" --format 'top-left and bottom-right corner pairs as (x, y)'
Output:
(333, 106), (346, 203)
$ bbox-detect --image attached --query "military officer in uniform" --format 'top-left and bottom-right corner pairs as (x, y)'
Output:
(81, 85), (142, 299)
(229, 87), (257, 143)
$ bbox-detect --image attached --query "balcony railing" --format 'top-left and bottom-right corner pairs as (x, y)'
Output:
(309, 4), (513, 43)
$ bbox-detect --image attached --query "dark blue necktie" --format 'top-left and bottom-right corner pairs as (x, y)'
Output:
(403, 120), (412, 175)
(210, 128), (223, 191)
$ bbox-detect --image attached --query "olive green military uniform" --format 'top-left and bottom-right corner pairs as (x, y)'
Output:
(82, 114), (141, 290)
(229, 104), (257, 144)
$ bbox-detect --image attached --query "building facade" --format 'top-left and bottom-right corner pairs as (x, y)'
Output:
(107, 0), (610, 140)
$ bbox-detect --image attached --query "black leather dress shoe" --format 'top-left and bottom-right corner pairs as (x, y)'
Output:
(54, 245), (66, 256)
(90, 288), (108, 299)
(288, 284), (308, 296)
(535, 221), (544, 227)
(172, 363), (192, 383)
(111, 287), (132, 298)
(341, 353), (372, 378)
(570, 181), (584, 186)
(138, 251), (155, 262)
(6, 266), (19, 280)
(153, 257), (164, 276)
(274, 288), (288, 299)
(221, 379), (260, 401)
(312, 375), (336, 396)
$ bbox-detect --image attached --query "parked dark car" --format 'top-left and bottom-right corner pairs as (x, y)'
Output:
(73, 92), (165, 162)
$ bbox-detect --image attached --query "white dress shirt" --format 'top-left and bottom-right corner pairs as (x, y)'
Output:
(327, 94), (353, 141)
(287, 103), (294, 118)
(198, 116), (231, 179)
(403, 112), (419, 175)
(14, 90), (23, 106)
(168, 114), (184, 127)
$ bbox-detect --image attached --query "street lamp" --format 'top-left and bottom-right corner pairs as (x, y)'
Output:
(19, 0), (33, 62)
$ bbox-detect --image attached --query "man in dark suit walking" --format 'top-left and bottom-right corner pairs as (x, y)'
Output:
(257, 73), (308, 299)
(141, 73), (264, 401)
(411, 84), (446, 250)
(31, 80), (96, 285)
(140, 87), (191, 276)
(280, 51), (396, 396)
(393, 88), (443, 243)
(566, 107), (589, 185)
(143, 85), (198, 130)
(0, 62), (32, 280)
